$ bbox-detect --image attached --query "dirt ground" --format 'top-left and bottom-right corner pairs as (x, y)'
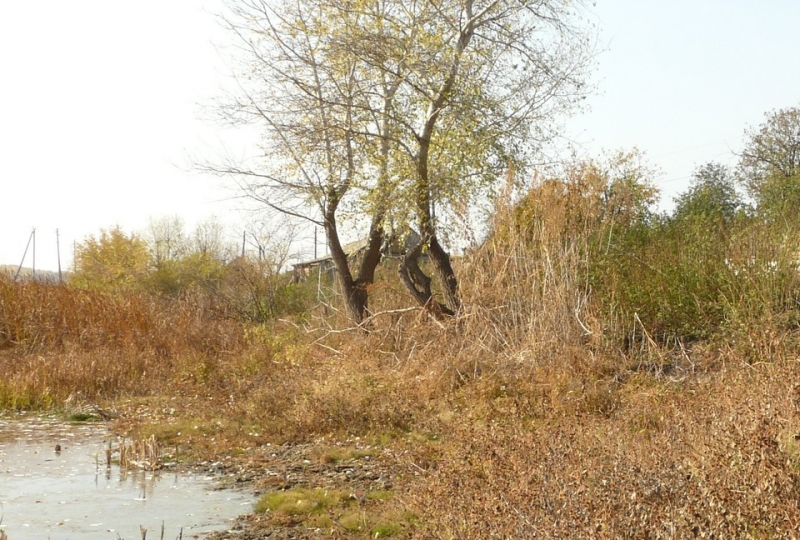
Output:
(196, 438), (415, 539)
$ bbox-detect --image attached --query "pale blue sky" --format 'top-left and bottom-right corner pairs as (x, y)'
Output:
(569, 0), (800, 188)
(1, 1), (799, 271)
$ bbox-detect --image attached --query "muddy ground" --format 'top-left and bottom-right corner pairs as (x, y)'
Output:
(195, 439), (417, 539)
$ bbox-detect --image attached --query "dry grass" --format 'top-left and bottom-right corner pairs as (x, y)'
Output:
(2, 200), (800, 537)
(0, 278), (243, 355)
(401, 358), (800, 538)
(113, 435), (164, 470)
(0, 276), (245, 409)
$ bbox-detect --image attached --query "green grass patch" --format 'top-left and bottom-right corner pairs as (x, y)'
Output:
(255, 488), (412, 536)
(313, 445), (379, 464)
(370, 518), (407, 538)
(256, 487), (343, 516)
(366, 490), (395, 501)
(69, 412), (99, 422)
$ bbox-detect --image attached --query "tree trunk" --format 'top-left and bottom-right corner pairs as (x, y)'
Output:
(349, 222), (385, 324)
(398, 232), (455, 317)
(324, 212), (384, 325)
(398, 119), (461, 315)
(428, 235), (460, 313)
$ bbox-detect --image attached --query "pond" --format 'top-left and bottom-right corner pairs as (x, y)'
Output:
(0, 415), (253, 540)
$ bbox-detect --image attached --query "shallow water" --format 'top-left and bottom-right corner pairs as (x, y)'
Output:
(0, 415), (252, 540)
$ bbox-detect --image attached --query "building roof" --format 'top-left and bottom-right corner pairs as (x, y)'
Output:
(292, 230), (422, 269)
(293, 237), (370, 268)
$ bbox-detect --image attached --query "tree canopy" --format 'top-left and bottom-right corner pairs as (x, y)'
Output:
(673, 162), (742, 226)
(738, 106), (800, 221)
(215, 0), (596, 322)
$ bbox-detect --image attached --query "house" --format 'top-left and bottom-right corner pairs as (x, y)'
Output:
(292, 230), (422, 282)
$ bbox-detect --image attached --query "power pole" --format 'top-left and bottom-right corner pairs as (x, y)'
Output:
(14, 229), (35, 281)
(56, 229), (63, 283)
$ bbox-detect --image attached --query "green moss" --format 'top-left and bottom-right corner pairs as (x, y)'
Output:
(69, 412), (99, 422)
(366, 490), (395, 501)
(256, 488), (344, 516)
(371, 522), (403, 537)
(315, 445), (378, 463)
(370, 511), (418, 537)
(255, 487), (413, 536)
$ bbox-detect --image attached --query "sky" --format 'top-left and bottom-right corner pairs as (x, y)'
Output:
(1, 1), (799, 272)
(567, 0), (800, 187)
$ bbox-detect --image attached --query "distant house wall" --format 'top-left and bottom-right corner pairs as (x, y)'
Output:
(290, 231), (423, 283)
(0, 265), (64, 283)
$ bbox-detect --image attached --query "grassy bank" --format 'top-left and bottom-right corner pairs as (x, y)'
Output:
(3, 202), (800, 537)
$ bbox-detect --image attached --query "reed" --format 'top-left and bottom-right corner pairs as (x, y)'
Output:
(0, 276), (245, 408)
(118, 435), (162, 471)
(0, 276), (244, 356)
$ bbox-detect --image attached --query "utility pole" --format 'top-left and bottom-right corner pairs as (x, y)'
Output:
(56, 229), (63, 283)
(14, 229), (35, 281)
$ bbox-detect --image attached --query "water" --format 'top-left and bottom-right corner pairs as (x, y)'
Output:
(0, 415), (253, 540)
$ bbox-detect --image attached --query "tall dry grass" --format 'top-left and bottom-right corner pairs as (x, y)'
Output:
(3, 170), (800, 536)
(379, 178), (800, 537)
(0, 276), (245, 408)
(406, 359), (800, 537)
(324, 175), (800, 536)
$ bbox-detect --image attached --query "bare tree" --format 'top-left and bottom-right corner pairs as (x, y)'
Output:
(245, 218), (302, 274)
(209, 0), (404, 324)
(368, 0), (595, 315)
(192, 216), (232, 260)
(212, 0), (594, 320)
(146, 215), (188, 266)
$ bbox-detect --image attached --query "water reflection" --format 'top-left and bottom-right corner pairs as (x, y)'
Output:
(0, 414), (252, 540)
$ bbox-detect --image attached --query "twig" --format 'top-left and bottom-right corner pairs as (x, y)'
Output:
(313, 341), (342, 355)
(634, 312), (661, 351)
(409, 461), (428, 475)
(678, 338), (695, 374)
(327, 508), (348, 531)
(305, 306), (423, 335)
(574, 307), (593, 336)
(365, 306), (421, 320)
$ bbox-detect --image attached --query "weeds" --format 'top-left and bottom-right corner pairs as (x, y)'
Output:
(3, 168), (800, 537)
(255, 487), (411, 536)
(312, 445), (379, 464)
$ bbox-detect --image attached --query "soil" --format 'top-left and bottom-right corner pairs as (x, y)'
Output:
(195, 439), (413, 540)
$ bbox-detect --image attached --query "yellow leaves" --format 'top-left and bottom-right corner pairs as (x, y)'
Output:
(72, 226), (151, 291)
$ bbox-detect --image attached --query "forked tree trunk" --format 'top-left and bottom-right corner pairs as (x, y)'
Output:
(324, 214), (384, 325)
(428, 235), (460, 313)
(398, 120), (462, 316)
(398, 231), (458, 317)
(396, 2), (475, 318)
